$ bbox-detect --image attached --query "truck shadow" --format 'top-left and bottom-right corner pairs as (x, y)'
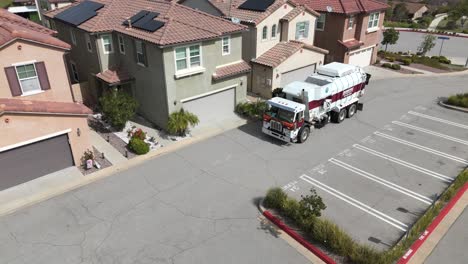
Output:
(236, 120), (290, 146)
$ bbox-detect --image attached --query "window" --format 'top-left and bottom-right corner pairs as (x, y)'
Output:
(85, 34), (92, 52)
(118, 35), (125, 54)
(262, 26), (268, 40)
(16, 64), (41, 94)
(348, 16), (354, 29)
(271, 24), (277, 39)
(175, 44), (201, 72)
(295, 21), (309, 39)
(222, 36), (230, 55)
(70, 62), (79, 82)
(70, 29), (76, 45)
(368, 12), (380, 29)
(101, 34), (113, 54)
(316, 14), (326, 31)
(135, 40), (146, 66)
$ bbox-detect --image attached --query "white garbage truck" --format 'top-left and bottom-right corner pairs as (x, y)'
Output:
(262, 62), (371, 143)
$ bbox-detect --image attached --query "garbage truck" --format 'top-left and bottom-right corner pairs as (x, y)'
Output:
(262, 62), (371, 143)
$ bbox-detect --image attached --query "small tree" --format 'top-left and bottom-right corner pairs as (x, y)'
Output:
(299, 188), (327, 219)
(392, 3), (409, 21)
(381, 28), (399, 51)
(100, 89), (139, 130)
(417, 34), (436, 56)
(167, 108), (199, 136)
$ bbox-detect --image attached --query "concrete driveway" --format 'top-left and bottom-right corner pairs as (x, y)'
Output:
(0, 74), (468, 263)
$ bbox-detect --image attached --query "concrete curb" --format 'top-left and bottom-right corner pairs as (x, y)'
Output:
(258, 199), (335, 264)
(0, 119), (249, 217)
(438, 100), (468, 113)
(397, 182), (468, 264)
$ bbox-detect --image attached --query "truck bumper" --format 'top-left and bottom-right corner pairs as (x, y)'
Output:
(262, 127), (293, 143)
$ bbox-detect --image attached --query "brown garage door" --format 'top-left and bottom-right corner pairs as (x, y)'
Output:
(0, 134), (74, 191)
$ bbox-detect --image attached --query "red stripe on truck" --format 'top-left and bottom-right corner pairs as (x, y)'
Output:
(308, 82), (365, 110)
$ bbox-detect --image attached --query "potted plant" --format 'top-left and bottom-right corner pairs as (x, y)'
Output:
(81, 149), (95, 170)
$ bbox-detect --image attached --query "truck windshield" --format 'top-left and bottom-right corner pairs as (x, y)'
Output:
(266, 106), (295, 123)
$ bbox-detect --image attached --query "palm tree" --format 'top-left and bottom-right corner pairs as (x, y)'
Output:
(167, 108), (199, 136)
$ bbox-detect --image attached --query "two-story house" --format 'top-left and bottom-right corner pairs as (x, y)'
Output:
(295, 0), (388, 67)
(44, 0), (250, 129)
(179, 0), (328, 98)
(0, 9), (91, 190)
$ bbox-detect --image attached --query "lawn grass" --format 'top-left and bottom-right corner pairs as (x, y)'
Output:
(0, 0), (13, 8)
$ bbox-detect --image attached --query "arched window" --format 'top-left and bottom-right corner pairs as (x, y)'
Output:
(271, 24), (277, 39)
(262, 26), (268, 40)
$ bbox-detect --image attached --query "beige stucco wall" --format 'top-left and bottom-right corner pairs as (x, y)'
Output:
(0, 40), (73, 102)
(251, 64), (274, 98)
(287, 11), (316, 46)
(274, 48), (325, 87)
(0, 114), (91, 166)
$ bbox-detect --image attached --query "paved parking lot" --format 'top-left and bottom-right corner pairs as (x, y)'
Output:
(281, 105), (468, 251)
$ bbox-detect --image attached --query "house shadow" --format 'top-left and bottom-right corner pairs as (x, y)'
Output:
(236, 120), (290, 147)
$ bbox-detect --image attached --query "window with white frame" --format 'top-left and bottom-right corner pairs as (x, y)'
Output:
(70, 62), (79, 82)
(70, 29), (76, 45)
(101, 34), (113, 54)
(222, 36), (230, 55)
(262, 26), (268, 40)
(368, 12), (380, 29)
(85, 34), (92, 52)
(118, 35), (125, 54)
(295, 21), (309, 39)
(175, 45), (201, 72)
(316, 14), (326, 30)
(348, 16), (354, 29)
(135, 40), (146, 66)
(271, 24), (277, 39)
(16, 64), (41, 94)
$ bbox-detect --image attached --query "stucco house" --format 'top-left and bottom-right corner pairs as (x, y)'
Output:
(44, 0), (250, 128)
(179, 0), (328, 98)
(295, 0), (388, 67)
(392, 1), (429, 21)
(0, 9), (92, 191)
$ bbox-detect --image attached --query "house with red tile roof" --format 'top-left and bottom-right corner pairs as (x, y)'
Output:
(44, 0), (250, 128)
(294, 0), (388, 66)
(179, 0), (328, 98)
(0, 9), (92, 190)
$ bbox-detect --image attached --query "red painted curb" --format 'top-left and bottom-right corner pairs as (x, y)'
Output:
(263, 210), (336, 264)
(397, 182), (468, 264)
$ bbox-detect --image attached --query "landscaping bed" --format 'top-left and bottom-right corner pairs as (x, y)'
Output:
(446, 93), (468, 108)
(79, 147), (112, 175)
(378, 51), (466, 73)
(376, 63), (421, 74)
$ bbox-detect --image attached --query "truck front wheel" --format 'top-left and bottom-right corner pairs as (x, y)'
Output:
(298, 126), (310, 143)
(347, 104), (357, 118)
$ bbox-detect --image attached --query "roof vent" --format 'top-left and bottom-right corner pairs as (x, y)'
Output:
(326, 6), (333, 12)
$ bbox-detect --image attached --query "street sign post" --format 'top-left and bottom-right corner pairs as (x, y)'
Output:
(437, 36), (450, 56)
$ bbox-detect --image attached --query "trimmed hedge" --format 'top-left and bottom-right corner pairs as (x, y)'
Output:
(264, 169), (468, 264)
(128, 138), (149, 155)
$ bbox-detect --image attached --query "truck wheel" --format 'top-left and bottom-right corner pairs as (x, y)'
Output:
(337, 108), (347, 123)
(298, 126), (310, 143)
(330, 111), (339, 123)
(347, 104), (357, 118)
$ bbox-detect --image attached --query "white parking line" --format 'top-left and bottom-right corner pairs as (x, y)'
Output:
(300, 174), (408, 231)
(392, 121), (468, 146)
(374, 132), (468, 165)
(408, 111), (468, 130)
(329, 158), (433, 205)
(353, 144), (453, 183)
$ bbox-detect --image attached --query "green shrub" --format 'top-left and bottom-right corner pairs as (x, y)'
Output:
(128, 138), (149, 155)
(100, 90), (139, 130)
(438, 56), (451, 64)
(391, 64), (401, 70)
(402, 58), (412, 65)
(382, 63), (392, 68)
(463, 29), (468, 34)
(167, 108), (199, 136)
(235, 100), (268, 119)
(447, 93), (468, 108)
(264, 188), (287, 209)
(385, 56), (395, 62)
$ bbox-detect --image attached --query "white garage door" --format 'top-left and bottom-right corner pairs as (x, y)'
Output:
(349, 47), (374, 67)
(280, 64), (316, 87)
(182, 87), (236, 126)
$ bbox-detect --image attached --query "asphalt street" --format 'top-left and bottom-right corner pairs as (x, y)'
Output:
(384, 31), (468, 66)
(0, 74), (467, 263)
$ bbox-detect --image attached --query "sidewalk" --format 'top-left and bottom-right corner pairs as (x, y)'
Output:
(90, 130), (127, 165)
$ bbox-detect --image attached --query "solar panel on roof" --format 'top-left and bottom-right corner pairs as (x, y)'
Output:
(122, 11), (164, 32)
(238, 0), (275, 12)
(55, 0), (104, 26)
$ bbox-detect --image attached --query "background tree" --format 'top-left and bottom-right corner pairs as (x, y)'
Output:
(418, 34), (437, 55)
(392, 3), (409, 21)
(299, 188), (327, 219)
(381, 28), (400, 51)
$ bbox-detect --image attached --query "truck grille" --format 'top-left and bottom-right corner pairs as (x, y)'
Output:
(270, 120), (283, 132)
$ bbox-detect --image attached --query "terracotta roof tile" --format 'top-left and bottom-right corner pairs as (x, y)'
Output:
(45, 0), (246, 46)
(281, 6), (306, 21)
(0, 98), (92, 116)
(213, 61), (251, 80)
(252, 40), (327, 68)
(96, 68), (132, 85)
(0, 9), (70, 49)
(293, 0), (388, 14)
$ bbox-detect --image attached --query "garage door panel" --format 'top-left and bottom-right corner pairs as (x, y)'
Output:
(349, 47), (373, 67)
(183, 88), (236, 126)
(281, 64), (316, 87)
(0, 134), (74, 191)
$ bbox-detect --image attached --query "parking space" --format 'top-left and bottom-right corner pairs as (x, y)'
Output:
(281, 105), (468, 251)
